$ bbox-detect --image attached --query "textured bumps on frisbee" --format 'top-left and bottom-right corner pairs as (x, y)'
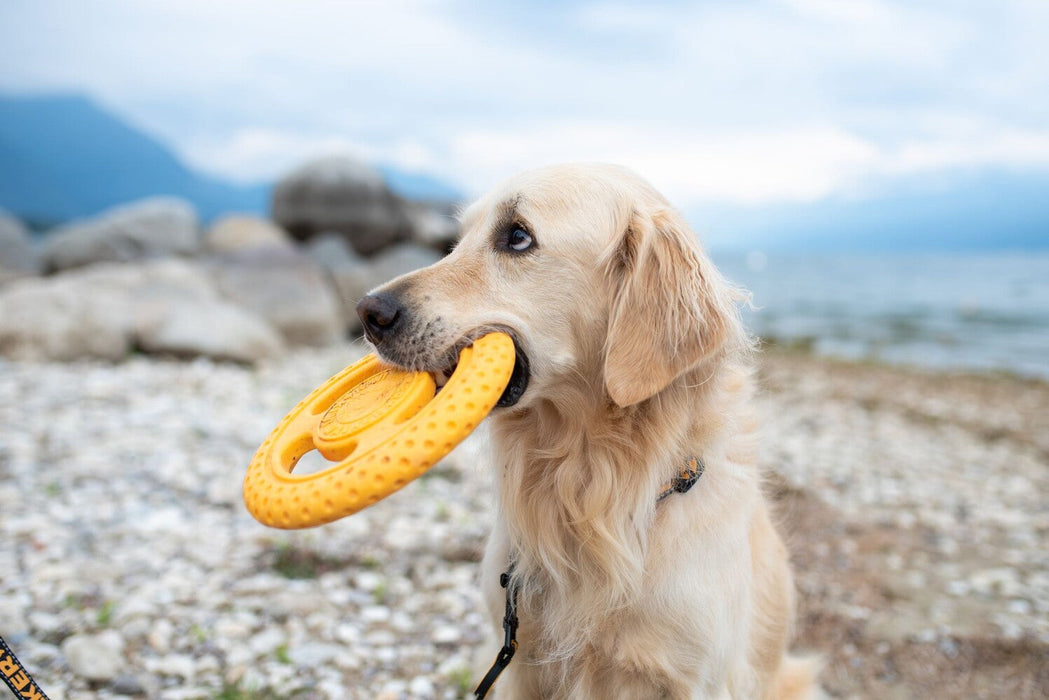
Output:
(244, 332), (516, 529)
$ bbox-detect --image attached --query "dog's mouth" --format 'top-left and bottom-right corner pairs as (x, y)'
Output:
(432, 333), (530, 408)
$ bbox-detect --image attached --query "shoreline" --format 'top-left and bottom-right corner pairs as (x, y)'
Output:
(759, 335), (1049, 385)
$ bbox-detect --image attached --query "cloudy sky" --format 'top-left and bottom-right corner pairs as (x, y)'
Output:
(1, 0), (1047, 210)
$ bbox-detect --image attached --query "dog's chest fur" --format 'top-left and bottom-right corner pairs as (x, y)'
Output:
(482, 364), (765, 697)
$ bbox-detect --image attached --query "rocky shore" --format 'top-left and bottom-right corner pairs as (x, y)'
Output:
(0, 156), (457, 366)
(1, 345), (1046, 699)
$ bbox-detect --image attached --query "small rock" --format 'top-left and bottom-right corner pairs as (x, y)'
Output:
(147, 619), (175, 653)
(0, 598), (28, 641)
(377, 679), (407, 698)
(26, 611), (63, 638)
(361, 605), (391, 624)
(61, 630), (125, 682)
(148, 653), (196, 680)
(287, 642), (341, 667)
(334, 623), (362, 644)
(367, 629), (398, 647)
(248, 627), (286, 656)
(333, 651), (361, 671)
(391, 611), (415, 633)
(431, 625), (461, 644)
(111, 673), (146, 696)
(354, 570), (385, 592)
(409, 675), (436, 697)
(213, 618), (253, 640)
(158, 687), (213, 700)
(375, 646), (398, 664)
(1008, 599), (1032, 614)
(969, 567), (1021, 597)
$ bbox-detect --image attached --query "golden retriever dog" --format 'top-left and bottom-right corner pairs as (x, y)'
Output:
(357, 163), (818, 699)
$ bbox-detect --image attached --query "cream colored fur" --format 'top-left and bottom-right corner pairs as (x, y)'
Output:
(366, 163), (818, 699)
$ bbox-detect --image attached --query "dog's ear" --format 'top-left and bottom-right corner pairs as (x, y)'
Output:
(602, 208), (743, 407)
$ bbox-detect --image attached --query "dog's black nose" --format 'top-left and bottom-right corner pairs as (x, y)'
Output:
(356, 293), (404, 345)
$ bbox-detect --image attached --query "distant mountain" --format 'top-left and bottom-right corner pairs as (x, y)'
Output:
(0, 94), (268, 224)
(0, 94), (464, 227)
(695, 168), (1049, 252)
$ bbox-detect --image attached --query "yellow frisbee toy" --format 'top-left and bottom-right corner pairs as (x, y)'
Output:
(244, 332), (517, 529)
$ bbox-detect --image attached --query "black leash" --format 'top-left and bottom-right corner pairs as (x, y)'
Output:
(473, 456), (704, 698)
(0, 634), (51, 700)
(474, 566), (519, 698)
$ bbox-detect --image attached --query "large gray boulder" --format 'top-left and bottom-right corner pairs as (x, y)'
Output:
(406, 201), (460, 254)
(0, 210), (40, 284)
(0, 268), (136, 361)
(303, 231), (364, 271)
(305, 239), (443, 332)
(0, 260), (283, 363)
(208, 248), (344, 346)
(203, 214), (295, 255)
(41, 197), (200, 273)
(271, 157), (411, 256)
(358, 243), (444, 297)
(136, 297), (285, 363)
(130, 260), (286, 362)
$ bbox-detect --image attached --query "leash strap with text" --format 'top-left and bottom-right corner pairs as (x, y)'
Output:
(0, 635), (50, 700)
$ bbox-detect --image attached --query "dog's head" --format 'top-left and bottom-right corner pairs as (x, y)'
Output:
(357, 163), (747, 410)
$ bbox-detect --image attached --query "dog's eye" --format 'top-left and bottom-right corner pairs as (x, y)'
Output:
(507, 227), (534, 252)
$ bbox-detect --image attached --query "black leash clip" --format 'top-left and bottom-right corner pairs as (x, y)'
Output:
(474, 569), (520, 698)
(657, 456), (706, 502)
(498, 572), (520, 653)
(672, 461), (703, 493)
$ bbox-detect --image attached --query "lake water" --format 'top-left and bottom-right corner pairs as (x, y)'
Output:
(712, 251), (1049, 379)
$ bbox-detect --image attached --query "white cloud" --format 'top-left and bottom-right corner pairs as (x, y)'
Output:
(447, 118), (1049, 207)
(777, 0), (894, 25)
(887, 129), (1049, 175)
(449, 123), (880, 205)
(183, 129), (381, 184)
(184, 128), (445, 185)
